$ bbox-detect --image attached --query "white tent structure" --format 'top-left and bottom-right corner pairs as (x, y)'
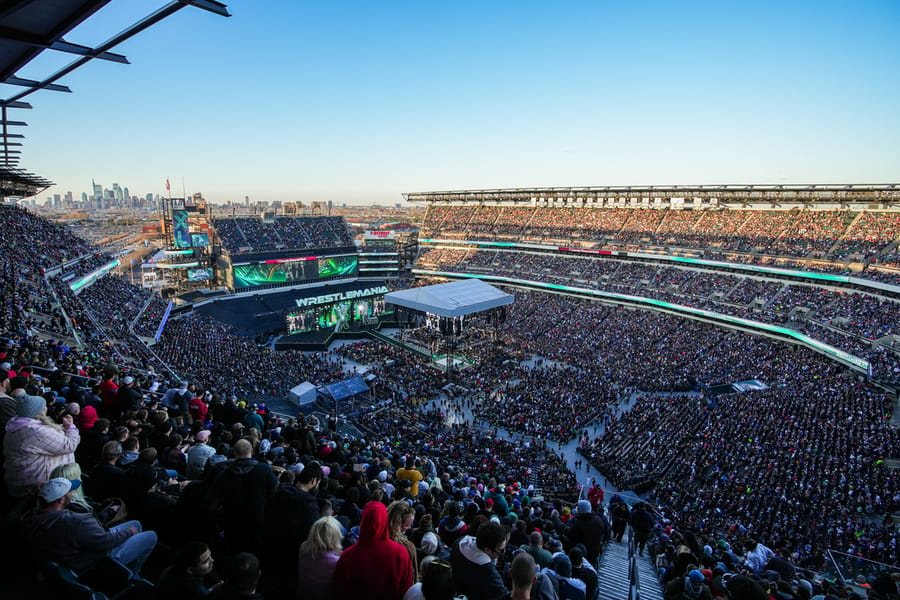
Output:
(384, 278), (513, 318)
(288, 381), (318, 407)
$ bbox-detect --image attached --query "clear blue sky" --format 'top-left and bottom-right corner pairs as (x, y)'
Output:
(12, 0), (900, 205)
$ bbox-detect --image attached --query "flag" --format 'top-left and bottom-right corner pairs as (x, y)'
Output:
(165, 178), (170, 191)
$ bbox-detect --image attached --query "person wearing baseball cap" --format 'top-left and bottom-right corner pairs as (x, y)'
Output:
(39, 477), (81, 503)
(20, 477), (158, 576)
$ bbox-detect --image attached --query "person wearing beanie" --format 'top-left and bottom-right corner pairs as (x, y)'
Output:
(419, 531), (440, 556)
(565, 499), (608, 568)
(546, 552), (588, 599)
(439, 501), (469, 547)
(666, 568), (713, 600)
(186, 428), (215, 480)
(4, 394), (80, 498)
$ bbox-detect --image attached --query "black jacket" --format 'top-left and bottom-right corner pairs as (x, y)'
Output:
(449, 536), (508, 600)
(566, 514), (607, 566)
(259, 484), (319, 583)
(205, 458), (277, 552)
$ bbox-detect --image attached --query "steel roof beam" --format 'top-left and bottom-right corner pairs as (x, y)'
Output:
(0, 26), (129, 64)
(52, 39), (128, 63)
(182, 0), (231, 18)
(4, 0), (230, 105)
(4, 76), (71, 93)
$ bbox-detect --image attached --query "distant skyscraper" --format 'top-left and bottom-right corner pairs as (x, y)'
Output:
(92, 179), (102, 201)
(81, 192), (88, 204)
(245, 195), (250, 206)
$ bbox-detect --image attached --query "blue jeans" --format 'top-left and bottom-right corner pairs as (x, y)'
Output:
(108, 520), (158, 576)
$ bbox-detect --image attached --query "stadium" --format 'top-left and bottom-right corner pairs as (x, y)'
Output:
(1, 2), (899, 600)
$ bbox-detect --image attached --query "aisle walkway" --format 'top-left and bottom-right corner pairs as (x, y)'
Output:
(428, 385), (648, 503)
(598, 538), (664, 600)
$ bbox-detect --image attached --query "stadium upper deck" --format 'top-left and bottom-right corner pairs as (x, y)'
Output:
(211, 215), (354, 255)
(409, 186), (900, 277)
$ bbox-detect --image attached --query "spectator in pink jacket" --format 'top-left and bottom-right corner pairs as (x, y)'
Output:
(4, 394), (80, 498)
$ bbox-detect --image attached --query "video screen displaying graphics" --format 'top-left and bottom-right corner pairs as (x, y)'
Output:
(318, 255), (357, 278)
(318, 301), (351, 329)
(285, 309), (318, 334)
(191, 233), (210, 247)
(187, 268), (213, 282)
(353, 298), (387, 320)
(232, 260), (318, 288)
(173, 210), (191, 248)
(285, 297), (389, 334)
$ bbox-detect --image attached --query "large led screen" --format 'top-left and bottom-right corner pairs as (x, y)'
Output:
(187, 268), (213, 282)
(318, 255), (357, 278)
(173, 210), (191, 248)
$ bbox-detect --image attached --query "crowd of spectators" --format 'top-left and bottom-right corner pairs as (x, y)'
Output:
(581, 372), (898, 566)
(421, 204), (900, 278)
(1, 203), (898, 599)
(154, 313), (345, 403)
(212, 216), (353, 255)
(420, 248), (900, 385)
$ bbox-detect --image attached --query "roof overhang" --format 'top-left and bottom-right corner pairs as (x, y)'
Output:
(384, 278), (514, 319)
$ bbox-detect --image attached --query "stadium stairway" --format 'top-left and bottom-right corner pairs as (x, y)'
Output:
(597, 537), (663, 600)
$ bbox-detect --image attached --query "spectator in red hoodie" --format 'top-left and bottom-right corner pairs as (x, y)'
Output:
(587, 483), (604, 511)
(98, 368), (120, 419)
(334, 501), (413, 600)
(189, 391), (209, 425)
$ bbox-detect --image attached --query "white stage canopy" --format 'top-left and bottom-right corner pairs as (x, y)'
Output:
(288, 381), (318, 406)
(384, 278), (514, 318)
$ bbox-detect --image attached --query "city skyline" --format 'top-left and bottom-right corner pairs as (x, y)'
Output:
(13, 0), (900, 205)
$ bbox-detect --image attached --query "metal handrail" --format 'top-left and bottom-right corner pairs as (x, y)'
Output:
(628, 527), (642, 600)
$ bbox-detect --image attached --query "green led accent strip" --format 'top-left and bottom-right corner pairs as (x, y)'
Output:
(419, 238), (519, 248)
(69, 260), (120, 291)
(164, 249), (194, 255)
(419, 239), (865, 284)
(412, 268), (870, 372)
(654, 254), (849, 282)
